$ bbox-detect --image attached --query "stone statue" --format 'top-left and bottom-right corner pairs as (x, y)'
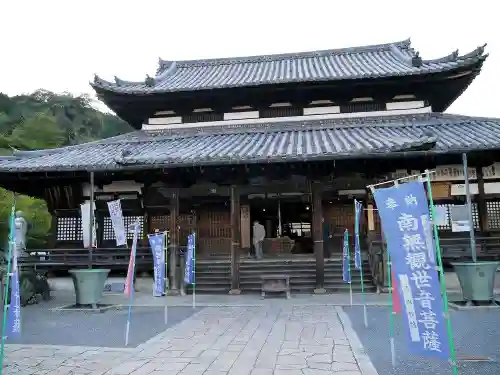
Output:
(14, 211), (28, 258)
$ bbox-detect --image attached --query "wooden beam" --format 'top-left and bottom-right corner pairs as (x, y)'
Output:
(229, 185), (241, 294)
(476, 166), (489, 232)
(168, 188), (180, 295)
(311, 181), (325, 293)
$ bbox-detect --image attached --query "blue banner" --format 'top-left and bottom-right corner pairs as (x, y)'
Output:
(373, 181), (449, 359)
(148, 233), (166, 297)
(6, 246), (21, 338)
(354, 200), (362, 270)
(342, 229), (351, 283)
(184, 233), (195, 285)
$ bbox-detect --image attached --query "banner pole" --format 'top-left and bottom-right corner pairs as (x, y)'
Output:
(424, 171), (458, 375)
(347, 236), (353, 307)
(125, 236), (133, 346)
(125, 222), (138, 346)
(192, 232), (196, 309)
(386, 244), (397, 368)
(369, 186), (396, 367)
(355, 200), (368, 327)
(359, 259), (367, 327)
(0, 194), (16, 375)
(164, 231), (168, 325)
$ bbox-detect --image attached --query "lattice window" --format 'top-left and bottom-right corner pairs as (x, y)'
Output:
(340, 102), (385, 113)
(372, 202), (480, 233)
(432, 204), (451, 231)
(56, 217), (80, 241)
(430, 203), (479, 231)
(123, 216), (144, 239)
(102, 217), (115, 240)
(487, 201), (500, 229)
(259, 107), (303, 118)
(181, 112), (223, 123)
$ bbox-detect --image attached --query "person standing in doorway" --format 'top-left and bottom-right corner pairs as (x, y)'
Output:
(253, 220), (266, 260)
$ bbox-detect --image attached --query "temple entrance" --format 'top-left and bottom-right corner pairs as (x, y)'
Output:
(249, 193), (313, 257)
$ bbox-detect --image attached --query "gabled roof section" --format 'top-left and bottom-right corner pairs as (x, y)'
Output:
(1, 113), (500, 173)
(91, 39), (488, 95)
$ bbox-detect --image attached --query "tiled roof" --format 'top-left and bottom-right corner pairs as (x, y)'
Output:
(1, 113), (500, 173)
(91, 39), (487, 94)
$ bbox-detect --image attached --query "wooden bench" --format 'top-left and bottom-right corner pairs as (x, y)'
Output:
(260, 274), (291, 299)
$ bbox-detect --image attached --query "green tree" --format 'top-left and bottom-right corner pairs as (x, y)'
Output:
(10, 114), (65, 150)
(0, 90), (133, 248)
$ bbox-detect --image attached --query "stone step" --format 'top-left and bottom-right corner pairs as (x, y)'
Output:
(189, 258), (374, 295)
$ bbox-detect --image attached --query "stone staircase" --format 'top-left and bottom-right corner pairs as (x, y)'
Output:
(186, 257), (375, 294)
(185, 259), (232, 294)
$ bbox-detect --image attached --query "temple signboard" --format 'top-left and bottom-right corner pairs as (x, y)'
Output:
(430, 165), (477, 181)
(430, 163), (500, 181)
(384, 164), (500, 183)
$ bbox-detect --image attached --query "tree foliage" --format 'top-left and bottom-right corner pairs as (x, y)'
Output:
(0, 90), (132, 248)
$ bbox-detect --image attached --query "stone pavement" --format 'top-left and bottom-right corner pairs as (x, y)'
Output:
(5, 305), (378, 375)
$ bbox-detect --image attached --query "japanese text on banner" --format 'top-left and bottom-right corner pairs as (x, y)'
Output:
(107, 199), (127, 246)
(184, 234), (195, 285)
(354, 200), (362, 270)
(148, 233), (166, 297)
(342, 230), (351, 283)
(6, 241), (21, 337)
(373, 181), (449, 359)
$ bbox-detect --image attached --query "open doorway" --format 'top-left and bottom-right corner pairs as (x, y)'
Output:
(249, 194), (313, 256)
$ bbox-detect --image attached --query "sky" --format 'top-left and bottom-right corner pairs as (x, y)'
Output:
(1, 0), (498, 117)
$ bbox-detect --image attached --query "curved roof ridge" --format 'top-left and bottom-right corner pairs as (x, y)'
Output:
(422, 44), (487, 65)
(159, 39), (412, 69)
(11, 131), (136, 159)
(113, 76), (146, 86)
(422, 50), (459, 64)
(90, 38), (488, 97)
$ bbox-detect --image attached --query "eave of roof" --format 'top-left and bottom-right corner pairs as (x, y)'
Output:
(1, 113), (500, 174)
(90, 39), (488, 95)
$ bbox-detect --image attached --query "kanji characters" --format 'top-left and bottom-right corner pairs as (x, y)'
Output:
(405, 194), (418, 206)
(402, 233), (426, 252)
(411, 270), (432, 289)
(398, 213), (419, 232)
(385, 197), (398, 210)
(422, 330), (442, 352)
(406, 252), (430, 270)
(12, 318), (21, 333)
(414, 289), (435, 310)
(419, 310), (438, 330)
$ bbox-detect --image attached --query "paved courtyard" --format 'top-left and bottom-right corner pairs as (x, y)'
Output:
(345, 305), (500, 375)
(6, 275), (500, 375)
(5, 306), (201, 348)
(4, 303), (374, 375)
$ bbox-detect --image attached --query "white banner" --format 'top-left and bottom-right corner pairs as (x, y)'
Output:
(107, 199), (127, 246)
(81, 201), (97, 248)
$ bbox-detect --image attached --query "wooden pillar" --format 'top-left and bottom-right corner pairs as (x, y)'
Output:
(96, 210), (104, 248)
(476, 166), (489, 233)
(142, 183), (151, 244)
(311, 181), (325, 293)
(49, 213), (58, 248)
(168, 189), (180, 295)
(366, 192), (385, 293)
(229, 185), (241, 294)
